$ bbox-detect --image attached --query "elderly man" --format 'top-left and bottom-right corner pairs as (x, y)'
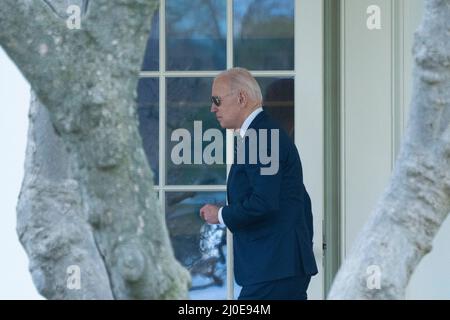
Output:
(200, 67), (317, 300)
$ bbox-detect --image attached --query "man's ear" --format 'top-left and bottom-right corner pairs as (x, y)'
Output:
(238, 91), (248, 107)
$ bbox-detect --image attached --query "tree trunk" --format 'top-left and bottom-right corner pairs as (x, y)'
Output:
(329, 0), (450, 299)
(2, 0), (190, 299)
(17, 92), (113, 299)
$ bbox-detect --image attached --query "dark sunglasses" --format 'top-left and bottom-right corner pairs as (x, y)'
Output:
(211, 91), (235, 107)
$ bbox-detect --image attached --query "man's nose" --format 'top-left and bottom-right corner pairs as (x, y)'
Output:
(211, 104), (218, 113)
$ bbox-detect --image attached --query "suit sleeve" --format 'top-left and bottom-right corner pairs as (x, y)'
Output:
(221, 136), (285, 232)
(222, 167), (281, 232)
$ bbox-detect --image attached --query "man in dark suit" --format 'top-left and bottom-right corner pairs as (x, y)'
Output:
(200, 68), (318, 300)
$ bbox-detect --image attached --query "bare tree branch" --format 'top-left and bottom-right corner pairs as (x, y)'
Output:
(0, 0), (66, 88)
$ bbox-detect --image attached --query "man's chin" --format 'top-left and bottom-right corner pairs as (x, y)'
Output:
(217, 120), (227, 129)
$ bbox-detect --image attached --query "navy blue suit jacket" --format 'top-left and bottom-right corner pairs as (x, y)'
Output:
(221, 110), (318, 286)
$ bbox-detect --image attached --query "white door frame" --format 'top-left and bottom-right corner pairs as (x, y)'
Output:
(295, 0), (324, 300)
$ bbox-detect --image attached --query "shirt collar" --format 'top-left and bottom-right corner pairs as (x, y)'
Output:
(237, 107), (263, 138)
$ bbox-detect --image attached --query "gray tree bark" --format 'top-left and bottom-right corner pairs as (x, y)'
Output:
(2, 0), (190, 299)
(17, 92), (114, 299)
(329, 0), (450, 299)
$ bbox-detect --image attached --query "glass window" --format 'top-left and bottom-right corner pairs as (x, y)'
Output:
(234, 0), (295, 70)
(165, 191), (227, 299)
(166, 77), (226, 185)
(166, 0), (226, 71)
(258, 77), (295, 139)
(141, 10), (160, 71)
(137, 78), (159, 184)
(137, 0), (297, 300)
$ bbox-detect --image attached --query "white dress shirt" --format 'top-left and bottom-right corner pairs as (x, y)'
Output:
(217, 107), (263, 226)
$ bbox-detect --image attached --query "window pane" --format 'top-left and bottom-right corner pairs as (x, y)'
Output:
(258, 77), (295, 139)
(167, 77), (226, 185)
(165, 192), (227, 299)
(141, 10), (159, 71)
(166, 0), (226, 71)
(234, 0), (295, 70)
(137, 78), (159, 184)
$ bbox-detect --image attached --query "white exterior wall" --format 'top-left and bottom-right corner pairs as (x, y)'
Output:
(341, 0), (450, 299)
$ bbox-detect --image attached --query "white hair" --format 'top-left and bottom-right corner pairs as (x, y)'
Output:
(217, 67), (263, 104)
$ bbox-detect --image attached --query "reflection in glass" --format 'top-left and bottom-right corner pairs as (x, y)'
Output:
(234, 0), (295, 70)
(137, 78), (159, 184)
(166, 77), (226, 185)
(165, 192), (227, 299)
(141, 10), (159, 71)
(166, 0), (226, 70)
(258, 77), (295, 139)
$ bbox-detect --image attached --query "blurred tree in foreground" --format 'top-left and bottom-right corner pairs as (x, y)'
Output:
(0, 0), (190, 299)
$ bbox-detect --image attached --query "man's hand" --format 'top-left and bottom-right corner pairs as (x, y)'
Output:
(199, 204), (220, 224)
